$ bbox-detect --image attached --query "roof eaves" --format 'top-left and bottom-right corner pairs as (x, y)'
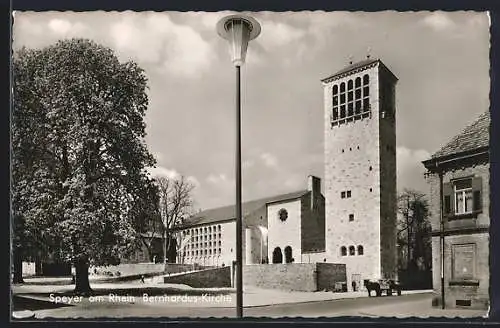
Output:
(321, 58), (379, 83)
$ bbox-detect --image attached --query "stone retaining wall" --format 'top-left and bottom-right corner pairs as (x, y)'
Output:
(163, 266), (231, 288)
(243, 263), (346, 292)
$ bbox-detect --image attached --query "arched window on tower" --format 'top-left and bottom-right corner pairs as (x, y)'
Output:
(332, 84), (339, 121)
(358, 245), (364, 255)
(363, 74), (370, 112)
(355, 76), (361, 88)
(349, 246), (355, 256)
(341, 246), (347, 256)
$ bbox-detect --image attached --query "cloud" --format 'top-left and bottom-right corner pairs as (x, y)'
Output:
(421, 12), (456, 31)
(109, 12), (215, 78)
(148, 166), (180, 179)
(47, 18), (87, 36)
(260, 152), (278, 168)
(258, 20), (306, 48)
(396, 147), (431, 193)
(148, 166), (200, 188)
(207, 173), (232, 185)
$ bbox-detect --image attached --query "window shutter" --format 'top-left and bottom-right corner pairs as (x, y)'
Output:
(472, 177), (483, 213)
(443, 182), (453, 217)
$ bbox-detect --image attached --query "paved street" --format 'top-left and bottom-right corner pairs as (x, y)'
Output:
(12, 280), (488, 319)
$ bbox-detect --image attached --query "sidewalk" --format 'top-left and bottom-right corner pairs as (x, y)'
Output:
(232, 288), (433, 308)
(357, 296), (488, 318)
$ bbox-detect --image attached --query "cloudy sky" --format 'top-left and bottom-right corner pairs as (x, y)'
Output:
(12, 11), (490, 211)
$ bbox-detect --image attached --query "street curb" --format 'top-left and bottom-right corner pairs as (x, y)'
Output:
(12, 310), (35, 320)
(212, 291), (433, 309)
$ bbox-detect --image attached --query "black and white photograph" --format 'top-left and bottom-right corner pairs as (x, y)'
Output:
(10, 10), (491, 320)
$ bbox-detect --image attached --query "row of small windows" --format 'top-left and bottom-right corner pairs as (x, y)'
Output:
(187, 234), (222, 242)
(185, 240), (222, 248)
(340, 245), (364, 256)
(181, 248), (222, 256)
(183, 225), (222, 236)
(332, 74), (370, 121)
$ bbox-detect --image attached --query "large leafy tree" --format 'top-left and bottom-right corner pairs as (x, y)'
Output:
(12, 38), (156, 294)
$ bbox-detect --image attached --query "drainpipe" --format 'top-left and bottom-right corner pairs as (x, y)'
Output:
(438, 167), (445, 309)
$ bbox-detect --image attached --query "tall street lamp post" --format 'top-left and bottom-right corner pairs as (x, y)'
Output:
(217, 14), (261, 318)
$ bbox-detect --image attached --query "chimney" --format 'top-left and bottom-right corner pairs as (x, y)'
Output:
(307, 175), (321, 210)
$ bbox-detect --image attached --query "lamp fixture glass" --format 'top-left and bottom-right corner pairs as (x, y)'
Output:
(217, 14), (261, 66)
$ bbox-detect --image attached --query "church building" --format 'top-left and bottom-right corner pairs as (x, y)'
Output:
(174, 58), (399, 291)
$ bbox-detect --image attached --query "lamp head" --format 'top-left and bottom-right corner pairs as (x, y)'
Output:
(216, 14), (261, 66)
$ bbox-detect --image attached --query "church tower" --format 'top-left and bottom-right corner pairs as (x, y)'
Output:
(321, 58), (398, 288)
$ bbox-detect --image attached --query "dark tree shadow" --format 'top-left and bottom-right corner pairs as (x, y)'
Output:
(12, 295), (74, 312)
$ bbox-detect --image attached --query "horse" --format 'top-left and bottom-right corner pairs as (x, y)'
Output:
(363, 279), (381, 297)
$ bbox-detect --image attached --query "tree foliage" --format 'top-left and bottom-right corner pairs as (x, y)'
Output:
(12, 38), (156, 292)
(397, 189), (432, 272)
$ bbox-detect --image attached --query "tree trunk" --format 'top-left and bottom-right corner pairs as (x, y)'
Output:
(12, 247), (24, 284)
(35, 254), (42, 276)
(74, 257), (92, 295)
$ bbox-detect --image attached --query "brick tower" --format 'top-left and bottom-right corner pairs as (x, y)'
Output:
(321, 58), (398, 289)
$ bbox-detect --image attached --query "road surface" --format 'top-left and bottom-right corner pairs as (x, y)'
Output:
(13, 292), (486, 319)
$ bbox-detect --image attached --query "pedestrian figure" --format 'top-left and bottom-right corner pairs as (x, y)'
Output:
(140, 275), (145, 283)
(352, 280), (357, 292)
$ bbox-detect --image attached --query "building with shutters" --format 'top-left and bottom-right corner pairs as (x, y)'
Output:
(422, 111), (490, 310)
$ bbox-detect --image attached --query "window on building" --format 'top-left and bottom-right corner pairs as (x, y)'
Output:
(218, 248), (222, 254)
(218, 233), (221, 238)
(341, 191), (346, 199)
(349, 246), (355, 256)
(347, 190), (351, 198)
(452, 244), (476, 280)
(341, 246), (347, 256)
(219, 241), (221, 246)
(444, 177), (482, 217)
(218, 225), (221, 231)
(349, 214), (354, 221)
(357, 245), (364, 255)
(369, 166), (372, 171)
